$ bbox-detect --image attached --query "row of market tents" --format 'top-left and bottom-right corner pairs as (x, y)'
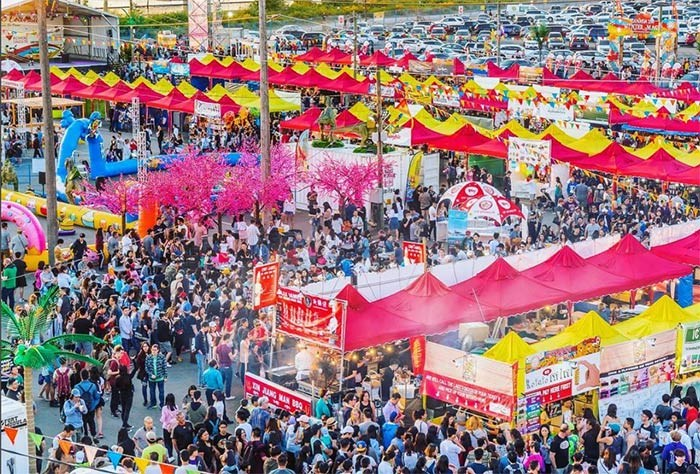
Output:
(338, 232), (699, 352)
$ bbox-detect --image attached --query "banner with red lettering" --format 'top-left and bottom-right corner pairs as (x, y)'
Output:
(402, 241), (426, 264)
(422, 341), (516, 419)
(244, 372), (312, 415)
(277, 288), (347, 350)
(253, 262), (280, 310)
(409, 336), (426, 375)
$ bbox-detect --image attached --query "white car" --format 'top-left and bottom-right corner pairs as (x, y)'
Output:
(442, 16), (465, 27)
(400, 37), (424, 53)
(499, 44), (525, 57)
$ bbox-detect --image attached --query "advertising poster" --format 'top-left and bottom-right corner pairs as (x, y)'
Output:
(244, 372), (312, 415)
(277, 288), (347, 350)
(599, 330), (676, 400)
(508, 138), (552, 170)
(252, 262), (280, 310)
(446, 209), (469, 244)
(422, 342), (516, 419)
(194, 100), (222, 119)
(680, 322), (700, 375)
(599, 382), (670, 424)
(525, 337), (601, 404)
(402, 241), (426, 265)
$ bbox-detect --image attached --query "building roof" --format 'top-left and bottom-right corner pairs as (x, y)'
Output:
(1, 0), (118, 19)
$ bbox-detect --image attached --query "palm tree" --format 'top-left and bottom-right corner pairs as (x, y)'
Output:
(1, 287), (104, 474)
(530, 24), (550, 64)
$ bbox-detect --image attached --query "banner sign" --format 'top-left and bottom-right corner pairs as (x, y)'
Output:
(253, 262), (280, 310)
(599, 330), (676, 399)
(508, 99), (574, 121)
(409, 336), (426, 375)
(508, 138), (552, 169)
(680, 322), (700, 374)
(368, 83), (395, 98)
(194, 100), (221, 119)
(169, 62), (190, 76)
(402, 241), (426, 265)
(277, 288), (347, 350)
(244, 372), (312, 415)
(422, 342), (516, 419)
(432, 88), (461, 108)
(525, 337), (601, 403)
(446, 209), (469, 244)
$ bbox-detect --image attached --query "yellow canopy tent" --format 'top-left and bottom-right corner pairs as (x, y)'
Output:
(484, 331), (536, 396)
(341, 66), (365, 81)
(687, 303), (700, 317)
(268, 61), (285, 72)
(292, 62), (310, 74)
(101, 72), (123, 87)
(151, 78), (175, 95)
(614, 295), (699, 339)
(422, 75), (445, 88)
(348, 102), (372, 122)
(240, 57), (260, 71)
(206, 84), (231, 101)
(176, 81), (199, 98)
(49, 66), (69, 80)
(269, 90), (301, 112)
(200, 53), (217, 64)
(81, 70), (100, 85)
(678, 103), (700, 120)
(315, 63), (343, 80)
(398, 72), (420, 86)
(492, 120), (538, 139)
(531, 312), (628, 354)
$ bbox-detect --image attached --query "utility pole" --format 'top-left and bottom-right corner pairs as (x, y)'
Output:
(353, 10), (358, 79)
(375, 69), (384, 224)
(259, 0), (271, 224)
(655, 6), (662, 84)
(496, 0), (502, 67)
(37, 0), (57, 267)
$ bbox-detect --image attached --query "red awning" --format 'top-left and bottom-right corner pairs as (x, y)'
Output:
(338, 285), (427, 351)
(587, 234), (692, 286)
(468, 138), (508, 158)
(279, 107), (322, 130)
(51, 76), (87, 96)
(373, 273), (494, 332)
(452, 258), (570, 318)
(651, 231), (700, 266)
(522, 246), (634, 301)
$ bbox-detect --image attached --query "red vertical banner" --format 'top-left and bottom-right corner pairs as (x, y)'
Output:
(409, 336), (426, 375)
(253, 261), (280, 310)
(402, 241), (426, 265)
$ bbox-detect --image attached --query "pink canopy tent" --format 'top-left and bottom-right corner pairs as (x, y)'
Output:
(2, 69), (24, 81)
(522, 246), (634, 301)
(588, 234), (692, 285)
(337, 285), (427, 351)
(651, 231), (700, 266)
(374, 273), (495, 332)
(452, 258), (570, 318)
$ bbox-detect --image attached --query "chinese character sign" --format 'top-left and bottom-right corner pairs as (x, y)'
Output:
(253, 262), (280, 310)
(277, 288), (347, 350)
(402, 241), (426, 265)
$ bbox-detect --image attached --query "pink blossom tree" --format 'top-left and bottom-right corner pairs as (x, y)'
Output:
(216, 142), (297, 222)
(81, 176), (141, 232)
(142, 149), (229, 223)
(305, 153), (394, 209)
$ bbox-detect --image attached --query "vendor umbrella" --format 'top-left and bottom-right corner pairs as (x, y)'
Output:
(461, 194), (524, 224)
(438, 181), (503, 210)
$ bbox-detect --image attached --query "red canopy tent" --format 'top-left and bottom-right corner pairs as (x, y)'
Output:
(452, 258), (570, 318)
(453, 57), (465, 75)
(333, 72), (370, 94)
(427, 124), (490, 152)
(189, 58), (220, 77)
(288, 68), (336, 89)
(335, 109), (363, 128)
(279, 107), (322, 130)
(132, 83), (166, 103)
(617, 148), (700, 185)
(360, 51), (396, 67)
(408, 119), (452, 146)
(316, 48), (353, 65)
(522, 246), (634, 301)
(2, 69), (24, 81)
(294, 47), (325, 62)
(468, 138), (508, 158)
(338, 285), (427, 351)
(547, 136), (589, 162)
(70, 79), (111, 100)
(213, 94), (242, 115)
(373, 273), (494, 332)
(587, 234), (692, 285)
(145, 89), (194, 113)
(565, 142), (642, 174)
(651, 231), (700, 266)
(486, 62), (520, 81)
(268, 67), (302, 86)
(610, 106), (700, 135)
(93, 81), (137, 103)
(394, 52), (419, 69)
(50, 76), (86, 96)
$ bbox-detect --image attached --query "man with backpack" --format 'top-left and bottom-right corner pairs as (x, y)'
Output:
(75, 368), (100, 438)
(503, 451), (526, 474)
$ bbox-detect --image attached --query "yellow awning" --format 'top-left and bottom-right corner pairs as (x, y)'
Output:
(531, 311), (628, 353)
(615, 295), (698, 339)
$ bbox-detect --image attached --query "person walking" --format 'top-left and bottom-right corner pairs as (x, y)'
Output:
(145, 344), (168, 409)
(115, 365), (134, 429)
(194, 325), (210, 387)
(202, 360), (224, 406)
(214, 334), (235, 400)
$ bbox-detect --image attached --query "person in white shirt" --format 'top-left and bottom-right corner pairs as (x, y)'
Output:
(428, 203), (437, 240)
(283, 196), (296, 226)
(439, 427), (465, 470)
(413, 409), (429, 434)
(246, 221), (260, 252)
(378, 449), (397, 474)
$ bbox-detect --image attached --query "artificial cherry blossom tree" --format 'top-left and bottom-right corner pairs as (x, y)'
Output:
(305, 153), (394, 209)
(81, 176), (141, 232)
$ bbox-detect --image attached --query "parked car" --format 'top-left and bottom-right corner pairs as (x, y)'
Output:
(501, 23), (522, 38)
(569, 33), (589, 50)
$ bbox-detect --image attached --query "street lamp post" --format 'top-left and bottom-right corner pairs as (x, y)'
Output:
(259, 0), (271, 224)
(37, 0), (58, 266)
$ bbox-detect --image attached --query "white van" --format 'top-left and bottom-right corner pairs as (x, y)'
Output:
(506, 4), (529, 19)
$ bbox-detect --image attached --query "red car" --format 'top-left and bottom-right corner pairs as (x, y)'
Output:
(685, 31), (697, 46)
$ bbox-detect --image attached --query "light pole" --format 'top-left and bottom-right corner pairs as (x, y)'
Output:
(37, 0), (58, 266)
(259, 0), (271, 224)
